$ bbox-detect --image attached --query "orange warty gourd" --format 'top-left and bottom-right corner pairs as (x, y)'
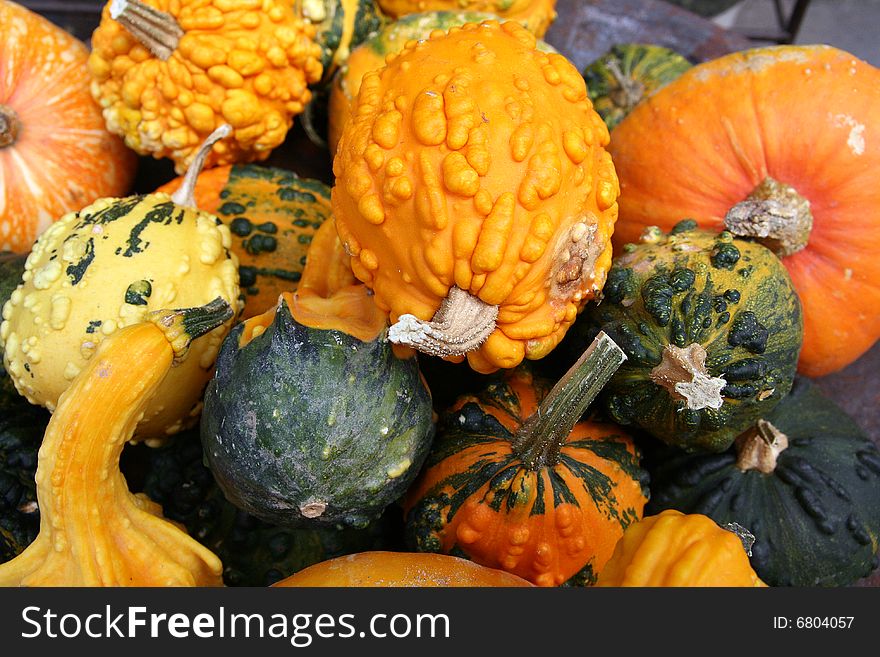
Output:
(88, 0), (323, 173)
(608, 45), (880, 377)
(331, 20), (619, 373)
(375, 0), (557, 37)
(596, 510), (767, 587)
(273, 551), (533, 586)
(0, 0), (135, 253)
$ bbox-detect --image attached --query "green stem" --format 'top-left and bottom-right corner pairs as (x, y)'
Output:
(149, 297), (233, 364)
(514, 331), (626, 470)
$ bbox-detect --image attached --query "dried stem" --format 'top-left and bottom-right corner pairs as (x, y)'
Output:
(170, 124), (232, 208)
(110, 0), (183, 61)
(724, 177), (813, 257)
(0, 104), (22, 149)
(735, 419), (789, 474)
(650, 343), (726, 411)
(388, 286), (498, 357)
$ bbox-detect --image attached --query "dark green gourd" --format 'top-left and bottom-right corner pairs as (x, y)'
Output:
(141, 431), (403, 586)
(646, 379), (880, 586)
(200, 292), (435, 529)
(573, 220), (803, 452)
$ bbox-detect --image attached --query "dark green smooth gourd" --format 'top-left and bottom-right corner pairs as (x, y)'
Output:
(200, 296), (435, 529)
(571, 220), (803, 452)
(646, 379), (880, 586)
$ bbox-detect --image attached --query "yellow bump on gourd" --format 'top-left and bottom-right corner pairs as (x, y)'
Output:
(412, 90), (448, 146)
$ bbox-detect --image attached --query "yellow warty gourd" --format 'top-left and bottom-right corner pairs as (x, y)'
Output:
(88, 0), (323, 172)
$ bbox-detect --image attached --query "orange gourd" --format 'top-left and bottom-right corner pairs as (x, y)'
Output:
(375, 0), (557, 37)
(405, 333), (648, 586)
(88, 0), (323, 173)
(608, 45), (880, 377)
(0, 0), (135, 253)
(331, 20), (619, 373)
(596, 510), (767, 587)
(274, 551), (533, 586)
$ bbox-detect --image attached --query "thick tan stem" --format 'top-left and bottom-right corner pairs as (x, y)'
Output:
(110, 0), (183, 61)
(0, 104), (22, 148)
(724, 177), (813, 257)
(650, 343), (726, 410)
(735, 419), (789, 474)
(388, 286), (498, 357)
(170, 124), (232, 208)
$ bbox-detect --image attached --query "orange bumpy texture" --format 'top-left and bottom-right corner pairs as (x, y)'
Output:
(376, 0), (557, 37)
(596, 510), (767, 587)
(88, 0), (323, 173)
(331, 20), (619, 373)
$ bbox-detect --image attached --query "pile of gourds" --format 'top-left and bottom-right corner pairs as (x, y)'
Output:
(1, 0), (879, 588)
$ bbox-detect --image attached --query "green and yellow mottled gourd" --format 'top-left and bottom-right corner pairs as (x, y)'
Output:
(582, 43), (691, 130)
(570, 220), (803, 453)
(0, 300), (233, 586)
(156, 164), (332, 319)
(1, 127), (240, 442)
(301, 0), (387, 84)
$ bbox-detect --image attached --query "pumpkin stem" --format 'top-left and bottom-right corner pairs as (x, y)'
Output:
(604, 58), (645, 116)
(724, 177), (813, 257)
(149, 296), (233, 364)
(650, 343), (726, 411)
(0, 104), (22, 149)
(722, 521), (757, 557)
(735, 418), (789, 474)
(170, 124), (233, 208)
(110, 0), (183, 61)
(388, 286), (499, 358)
(514, 332), (626, 469)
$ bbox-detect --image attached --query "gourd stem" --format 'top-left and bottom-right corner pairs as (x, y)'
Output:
(0, 104), (22, 149)
(514, 332), (626, 469)
(650, 343), (726, 411)
(735, 418), (789, 474)
(170, 124), (233, 208)
(604, 58), (645, 113)
(724, 177), (813, 257)
(149, 297), (233, 364)
(110, 0), (183, 61)
(388, 286), (499, 358)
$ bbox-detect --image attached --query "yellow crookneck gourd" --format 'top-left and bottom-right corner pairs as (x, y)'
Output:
(0, 299), (233, 587)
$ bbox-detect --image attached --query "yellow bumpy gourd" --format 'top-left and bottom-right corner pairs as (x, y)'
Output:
(88, 0), (323, 172)
(331, 20), (618, 373)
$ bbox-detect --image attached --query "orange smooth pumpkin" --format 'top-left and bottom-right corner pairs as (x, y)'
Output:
(0, 0), (135, 253)
(608, 45), (880, 377)
(273, 551), (533, 586)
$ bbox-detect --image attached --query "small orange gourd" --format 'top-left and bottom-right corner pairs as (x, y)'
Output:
(0, 300), (232, 586)
(608, 45), (880, 377)
(88, 0), (323, 172)
(331, 20), (619, 373)
(274, 551), (533, 587)
(375, 0), (557, 37)
(596, 510), (767, 587)
(0, 0), (135, 253)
